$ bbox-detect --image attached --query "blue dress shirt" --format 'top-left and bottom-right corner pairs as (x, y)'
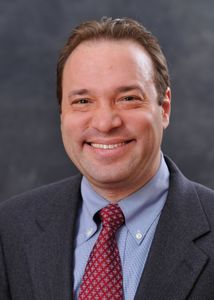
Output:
(73, 155), (169, 300)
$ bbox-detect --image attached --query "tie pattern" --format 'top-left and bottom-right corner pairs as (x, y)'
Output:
(78, 204), (125, 300)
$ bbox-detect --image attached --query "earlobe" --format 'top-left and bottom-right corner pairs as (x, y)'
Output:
(162, 87), (171, 129)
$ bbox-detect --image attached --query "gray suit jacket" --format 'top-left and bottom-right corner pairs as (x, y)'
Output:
(1, 157), (214, 300)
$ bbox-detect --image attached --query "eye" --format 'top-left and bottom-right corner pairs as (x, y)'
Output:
(77, 98), (89, 104)
(123, 96), (136, 101)
(70, 98), (91, 106)
(121, 95), (143, 103)
(69, 97), (94, 112)
(117, 94), (145, 109)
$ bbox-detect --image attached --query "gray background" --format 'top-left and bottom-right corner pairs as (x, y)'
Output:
(1, 0), (214, 201)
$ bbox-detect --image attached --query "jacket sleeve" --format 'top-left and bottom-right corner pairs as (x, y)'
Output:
(0, 236), (11, 299)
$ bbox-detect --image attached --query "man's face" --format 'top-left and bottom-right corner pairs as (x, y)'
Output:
(60, 40), (170, 199)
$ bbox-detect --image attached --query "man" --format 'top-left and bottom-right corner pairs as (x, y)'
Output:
(0, 17), (214, 300)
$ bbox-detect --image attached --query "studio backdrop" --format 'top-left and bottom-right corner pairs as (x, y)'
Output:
(1, 0), (214, 200)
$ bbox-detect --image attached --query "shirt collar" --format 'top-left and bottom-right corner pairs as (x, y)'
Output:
(78, 154), (169, 245)
(119, 155), (169, 244)
(76, 179), (108, 245)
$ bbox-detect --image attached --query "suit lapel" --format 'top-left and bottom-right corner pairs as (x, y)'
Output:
(25, 175), (82, 300)
(135, 158), (210, 300)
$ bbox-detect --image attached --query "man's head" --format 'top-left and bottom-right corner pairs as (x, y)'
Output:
(59, 17), (171, 201)
(57, 17), (170, 110)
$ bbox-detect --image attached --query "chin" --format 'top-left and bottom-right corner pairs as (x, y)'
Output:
(87, 171), (129, 186)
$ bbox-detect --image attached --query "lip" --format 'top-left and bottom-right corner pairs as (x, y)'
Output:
(90, 142), (126, 149)
(85, 138), (132, 144)
(83, 139), (135, 159)
(84, 138), (133, 149)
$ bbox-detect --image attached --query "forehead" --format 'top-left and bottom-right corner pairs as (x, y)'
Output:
(62, 39), (155, 90)
(66, 39), (153, 70)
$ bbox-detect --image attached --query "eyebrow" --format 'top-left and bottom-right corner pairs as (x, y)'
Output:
(115, 85), (144, 94)
(68, 89), (89, 97)
(68, 85), (144, 97)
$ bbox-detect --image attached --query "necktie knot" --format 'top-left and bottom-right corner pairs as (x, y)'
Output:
(99, 203), (125, 232)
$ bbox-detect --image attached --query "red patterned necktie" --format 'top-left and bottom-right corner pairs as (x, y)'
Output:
(78, 203), (125, 300)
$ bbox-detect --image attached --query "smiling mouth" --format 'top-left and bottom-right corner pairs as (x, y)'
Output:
(86, 140), (132, 149)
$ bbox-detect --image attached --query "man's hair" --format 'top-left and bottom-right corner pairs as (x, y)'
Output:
(57, 17), (170, 109)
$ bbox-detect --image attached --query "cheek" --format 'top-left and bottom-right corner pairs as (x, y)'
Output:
(61, 116), (70, 137)
(127, 111), (155, 132)
(61, 112), (79, 132)
(128, 109), (163, 142)
(61, 115), (78, 144)
(61, 113), (90, 149)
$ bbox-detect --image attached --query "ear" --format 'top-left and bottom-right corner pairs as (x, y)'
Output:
(161, 87), (171, 129)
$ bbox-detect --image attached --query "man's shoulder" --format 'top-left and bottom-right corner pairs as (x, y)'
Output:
(0, 174), (82, 227)
(166, 156), (214, 220)
(192, 181), (214, 217)
(166, 156), (214, 195)
(193, 181), (214, 197)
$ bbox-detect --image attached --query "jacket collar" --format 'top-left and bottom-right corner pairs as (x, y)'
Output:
(25, 175), (82, 300)
(135, 157), (210, 299)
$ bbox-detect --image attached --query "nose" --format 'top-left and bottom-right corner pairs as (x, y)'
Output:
(91, 104), (122, 133)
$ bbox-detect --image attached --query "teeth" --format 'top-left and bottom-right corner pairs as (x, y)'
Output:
(90, 142), (125, 149)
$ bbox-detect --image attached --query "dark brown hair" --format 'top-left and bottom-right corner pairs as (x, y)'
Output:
(57, 17), (170, 109)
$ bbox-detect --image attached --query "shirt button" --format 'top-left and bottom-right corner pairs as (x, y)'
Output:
(86, 228), (93, 237)
(136, 231), (143, 240)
